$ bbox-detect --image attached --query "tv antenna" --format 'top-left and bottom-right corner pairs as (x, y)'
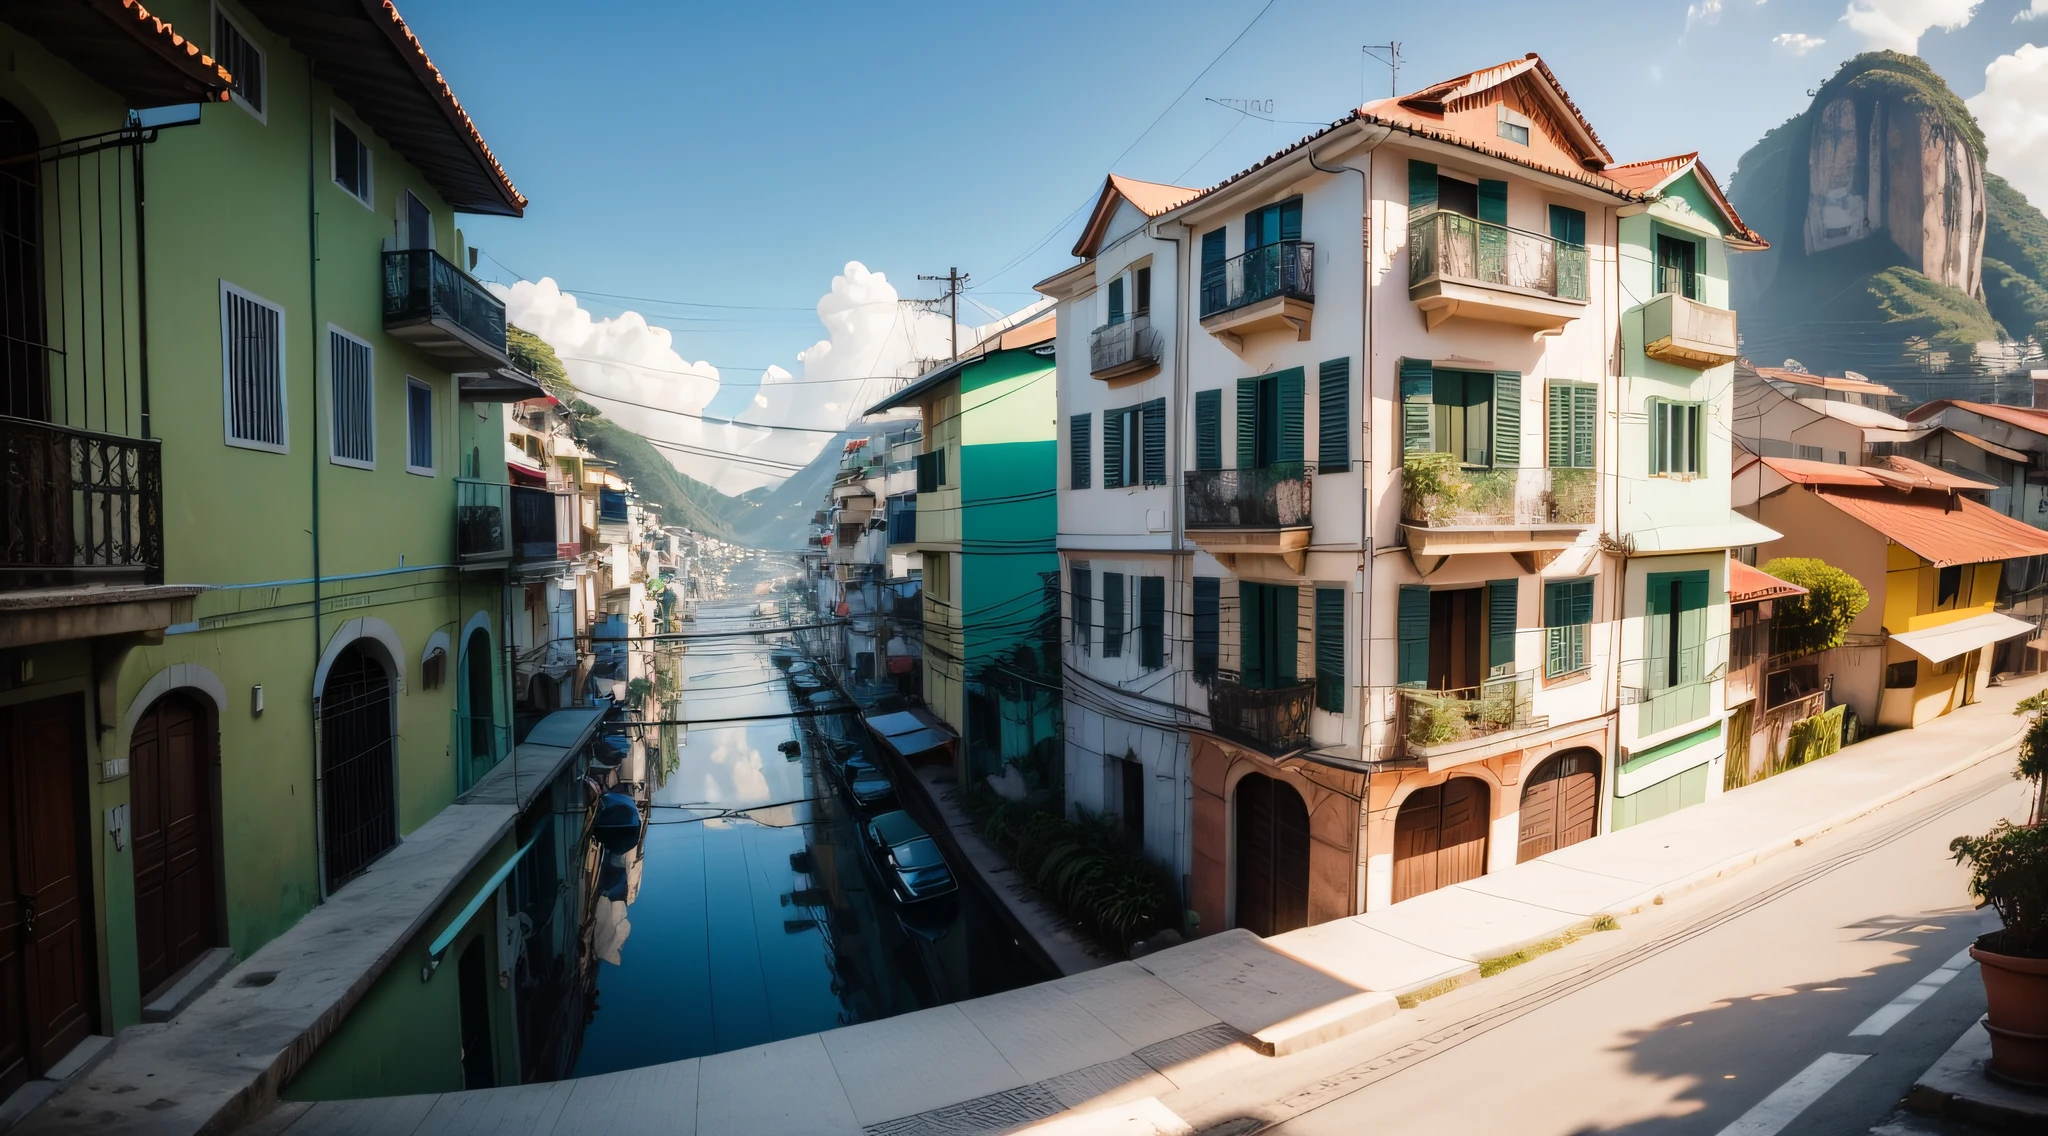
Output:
(1362, 42), (1402, 103)
(917, 267), (969, 361)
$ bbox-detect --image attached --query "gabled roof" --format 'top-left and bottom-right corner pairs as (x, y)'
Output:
(1604, 152), (1766, 248)
(1382, 54), (1611, 166)
(1, 0), (233, 107)
(864, 313), (1057, 415)
(1728, 560), (1806, 603)
(1905, 399), (2048, 437)
(1071, 174), (1201, 258)
(239, 0), (524, 216)
(1761, 455), (1986, 493)
(1751, 365), (1899, 398)
(1791, 398), (1910, 430)
(1760, 457), (2048, 566)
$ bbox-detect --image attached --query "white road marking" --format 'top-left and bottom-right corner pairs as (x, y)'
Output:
(1848, 946), (1975, 1037)
(1714, 1052), (1870, 1136)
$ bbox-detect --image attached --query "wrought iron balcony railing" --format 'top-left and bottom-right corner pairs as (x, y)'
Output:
(1206, 672), (1315, 755)
(1184, 463), (1313, 529)
(455, 477), (511, 562)
(1200, 240), (1314, 318)
(382, 248), (509, 367)
(1400, 459), (1595, 528)
(511, 485), (569, 563)
(1408, 211), (1587, 301)
(1090, 317), (1162, 377)
(1398, 671), (1541, 755)
(0, 415), (162, 589)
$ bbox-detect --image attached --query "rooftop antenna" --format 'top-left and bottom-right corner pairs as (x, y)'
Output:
(1362, 42), (1401, 103)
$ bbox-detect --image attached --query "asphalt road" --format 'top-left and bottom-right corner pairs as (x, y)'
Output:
(1184, 752), (2032, 1136)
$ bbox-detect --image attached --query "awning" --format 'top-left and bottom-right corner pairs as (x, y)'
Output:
(862, 708), (959, 764)
(1728, 560), (1806, 603)
(1631, 512), (1781, 554)
(1889, 612), (2039, 663)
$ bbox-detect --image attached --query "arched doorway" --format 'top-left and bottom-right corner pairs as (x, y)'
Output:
(320, 642), (397, 892)
(1233, 772), (1309, 937)
(0, 97), (44, 421)
(129, 693), (219, 998)
(1517, 749), (1601, 863)
(460, 627), (494, 789)
(1392, 778), (1489, 903)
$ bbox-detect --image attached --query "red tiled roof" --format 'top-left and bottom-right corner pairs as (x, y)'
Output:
(1760, 455), (1989, 493)
(1385, 54), (1612, 165)
(1072, 174), (1201, 258)
(1, 1), (233, 106)
(1807, 486), (2048, 566)
(1604, 152), (1765, 248)
(1904, 399), (2048, 435)
(1728, 560), (1806, 602)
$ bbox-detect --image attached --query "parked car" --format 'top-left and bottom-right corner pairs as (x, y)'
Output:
(858, 810), (959, 908)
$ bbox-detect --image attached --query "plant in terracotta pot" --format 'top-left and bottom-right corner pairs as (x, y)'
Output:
(1948, 691), (2048, 1087)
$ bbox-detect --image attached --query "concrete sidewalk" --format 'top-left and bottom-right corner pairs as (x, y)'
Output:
(218, 686), (2040, 1134)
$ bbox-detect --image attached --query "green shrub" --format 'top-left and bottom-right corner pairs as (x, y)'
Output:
(1761, 558), (1870, 655)
(965, 788), (1170, 952)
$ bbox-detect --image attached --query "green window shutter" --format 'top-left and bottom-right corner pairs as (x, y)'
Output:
(1572, 384), (1597, 469)
(1548, 204), (1586, 246)
(1399, 358), (1435, 454)
(1107, 277), (1125, 324)
(1314, 587), (1344, 713)
(1192, 576), (1219, 677)
(1275, 368), (1305, 465)
(1141, 398), (1166, 485)
(1195, 389), (1222, 470)
(1688, 403), (1704, 476)
(1103, 409), (1125, 489)
(1547, 383), (1574, 468)
(1237, 378), (1258, 468)
(1678, 571), (1709, 684)
(1491, 372), (1521, 467)
(1487, 578), (1518, 677)
(1275, 585), (1298, 683)
(1140, 575), (1165, 669)
(1318, 358), (1349, 473)
(1477, 179), (1508, 226)
(1408, 161), (1438, 211)
(1279, 197), (1302, 242)
(1070, 413), (1092, 489)
(1397, 585), (1430, 686)
(1648, 398), (1665, 475)
(1070, 565), (1092, 649)
(1103, 571), (1125, 657)
(1646, 574), (1675, 689)
(1242, 581), (1266, 688)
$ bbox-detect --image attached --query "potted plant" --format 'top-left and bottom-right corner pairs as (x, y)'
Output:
(1949, 692), (2048, 1087)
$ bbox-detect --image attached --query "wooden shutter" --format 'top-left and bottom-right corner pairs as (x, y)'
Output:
(1070, 413), (1092, 489)
(1241, 581), (1267, 688)
(1201, 229), (1226, 313)
(1107, 277), (1125, 324)
(1487, 579), (1518, 676)
(1477, 179), (1507, 225)
(1274, 585), (1298, 683)
(1400, 358), (1435, 454)
(1140, 576), (1165, 669)
(1678, 572), (1708, 684)
(1275, 369), (1305, 465)
(1314, 587), (1344, 713)
(1572, 384), (1597, 469)
(1103, 571), (1125, 657)
(1279, 197), (1302, 242)
(1547, 383), (1574, 468)
(1646, 575), (1674, 689)
(1548, 204), (1586, 245)
(1070, 564), (1092, 649)
(1141, 398), (1166, 485)
(1103, 409), (1125, 489)
(1193, 576), (1219, 677)
(1518, 764), (1560, 863)
(1134, 266), (1151, 315)
(1195, 389), (1222, 470)
(1408, 160), (1438, 211)
(1318, 358), (1349, 473)
(1397, 585), (1430, 686)
(1237, 378), (1258, 469)
(1492, 372), (1521, 467)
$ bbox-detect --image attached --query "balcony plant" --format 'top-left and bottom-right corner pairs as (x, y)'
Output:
(1948, 690), (2048, 1085)
(1406, 692), (1471, 748)
(1402, 451), (1463, 525)
(1546, 467), (1596, 524)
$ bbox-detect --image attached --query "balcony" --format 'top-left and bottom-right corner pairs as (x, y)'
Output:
(383, 249), (510, 372)
(1407, 211), (1587, 333)
(1400, 456), (1595, 572)
(1642, 291), (1738, 370)
(455, 477), (511, 563)
(885, 497), (917, 545)
(1397, 671), (1545, 766)
(511, 485), (573, 566)
(1627, 644), (1720, 737)
(1183, 464), (1313, 574)
(1199, 240), (1313, 346)
(1090, 317), (1162, 380)
(0, 416), (163, 589)
(1206, 673), (1315, 756)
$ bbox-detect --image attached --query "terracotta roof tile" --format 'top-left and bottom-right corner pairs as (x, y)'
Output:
(1904, 399), (2048, 435)
(1808, 486), (2048, 566)
(1604, 153), (1764, 246)
(1072, 174), (1200, 258)
(1752, 365), (1899, 397)
(371, 1), (524, 214)
(1759, 455), (1987, 493)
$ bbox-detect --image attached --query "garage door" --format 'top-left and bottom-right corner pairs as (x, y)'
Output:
(1517, 750), (1600, 863)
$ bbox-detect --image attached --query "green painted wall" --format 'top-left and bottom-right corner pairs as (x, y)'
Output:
(1611, 761), (1709, 830)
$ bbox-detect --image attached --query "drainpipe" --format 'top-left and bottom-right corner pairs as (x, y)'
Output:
(307, 67), (329, 900)
(1150, 222), (1191, 902)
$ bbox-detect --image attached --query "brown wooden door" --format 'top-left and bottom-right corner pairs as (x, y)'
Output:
(0, 697), (94, 1094)
(131, 694), (218, 999)
(1428, 589), (1483, 691)
(1393, 778), (1491, 902)
(1233, 773), (1310, 937)
(1517, 750), (1600, 863)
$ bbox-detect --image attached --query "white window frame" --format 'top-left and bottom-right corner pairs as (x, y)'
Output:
(325, 323), (377, 470)
(219, 280), (288, 454)
(212, 3), (266, 125)
(405, 377), (436, 476)
(330, 110), (374, 209)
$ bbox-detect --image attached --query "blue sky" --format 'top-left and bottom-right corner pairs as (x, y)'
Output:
(400, 0), (2048, 437)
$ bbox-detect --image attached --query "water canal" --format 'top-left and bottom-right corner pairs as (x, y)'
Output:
(568, 565), (1051, 1076)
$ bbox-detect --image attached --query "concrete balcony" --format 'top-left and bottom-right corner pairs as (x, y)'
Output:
(382, 249), (509, 371)
(1396, 671), (1546, 768)
(1183, 464), (1312, 574)
(1399, 457), (1595, 574)
(1198, 241), (1313, 348)
(1407, 211), (1587, 333)
(1642, 292), (1738, 370)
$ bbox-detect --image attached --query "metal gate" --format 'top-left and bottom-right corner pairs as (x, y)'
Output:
(319, 644), (397, 892)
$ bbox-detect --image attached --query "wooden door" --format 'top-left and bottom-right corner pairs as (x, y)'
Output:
(131, 694), (218, 999)
(1394, 778), (1491, 902)
(1517, 751), (1600, 863)
(1428, 590), (1483, 691)
(0, 697), (94, 1094)
(1233, 773), (1310, 937)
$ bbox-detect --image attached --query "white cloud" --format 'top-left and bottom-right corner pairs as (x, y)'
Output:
(496, 261), (972, 496)
(2021, 0), (2047, 20)
(1970, 44), (2048, 208)
(1841, 0), (1981, 52)
(1687, 0), (1725, 31)
(1774, 31), (1829, 53)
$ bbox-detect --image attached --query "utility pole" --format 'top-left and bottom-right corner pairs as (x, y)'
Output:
(918, 266), (969, 361)
(1362, 42), (1401, 102)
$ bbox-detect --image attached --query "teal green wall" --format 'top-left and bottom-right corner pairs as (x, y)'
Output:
(958, 349), (1056, 669)
(1611, 762), (1709, 830)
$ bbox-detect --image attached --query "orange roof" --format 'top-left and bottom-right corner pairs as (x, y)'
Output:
(1809, 486), (2048, 566)
(1905, 399), (2048, 436)
(1379, 54), (1611, 165)
(1760, 455), (1988, 494)
(1728, 560), (1807, 603)
(1604, 152), (1765, 248)
(1754, 366), (1899, 397)
(3, 1), (233, 106)
(1072, 174), (1201, 258)
(994, 313), (1056, 351)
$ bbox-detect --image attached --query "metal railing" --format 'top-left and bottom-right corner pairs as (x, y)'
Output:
(455, 478), (511, 561)
(1200, 240), (1314, 318)
(1397, 671), (1540, 754)
(382, 249), (507, 354)
(1545, 623), (1589, 678)
(1090, 317), (1162, 375)
(0, 415), (162, 588)
(1206, 673), (1315, 755)
(1184, 463), (1313, 528)
(511, 485), (566, 563)
(1632, 643), (1716, 735)
(1401, 461), (1595, 527)
(1408, 211), (1587, 301)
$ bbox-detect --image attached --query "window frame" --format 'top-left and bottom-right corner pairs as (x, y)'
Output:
(1496, 105), (1531, 147)
(1648, 397), (1705, 477)
(1542, 577), (1595, 678)
(325, 323), (377, 470)
(213, 4), (266, 123)
(405, 376), (436, 476)
(331, 110), (375, 209)
(219, 279), (289, 454)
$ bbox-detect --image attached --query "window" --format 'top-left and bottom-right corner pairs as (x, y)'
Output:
(1497, 105), (1531, 146)
(1120, 758), (1145, 845)
(1314, 587), (1344, 713)
(1729, 605), (1761, 671)
(1069, 413), (1092, 489)
(1548, 205), (1586, 247)
(1318, 358), (1350, 473)
(915, 448), (944, 492)
(328, 328), (374, 467)
(1070, 564), (1092, 651)
(1201, 229), (1226, 306)
(220, 282), (287, 452)
(406, 378), (435, 475)
(1399, 361), (1522, 468)
(1244, 196), (1302, 250)
(1141, 398), (1165, 485)
(1236, 369), (1305, 470)
(1797, 444), (1823, 461)
(1194, 390), (1223, 470)
(1649, 399), (1703, 476)
(1133, 266), (1152, 317)
(1103, 572), (1126, 658)
(421, 649), (446, 690)
(1103, 406), (1140, 488)
(1885, 660), (1919, 689)
(1139, 576), (1165, 670)
(1193, 576), (1220, 678)
(1547, 382), (1596, 469)
(1487, 578), (1518, 677)
(1544, 578), (1594, 678)
(333, 116), (372, 206)
(403, 190), (432, 251)
(1646, 571), (1708, 690)
(1240, 582), (1297, 690)
(1655, 232), (1700, 299)
(1937, 564), (1964, 607)
(1107, 277), (1126, 326)
(215, 9), (265, 119)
